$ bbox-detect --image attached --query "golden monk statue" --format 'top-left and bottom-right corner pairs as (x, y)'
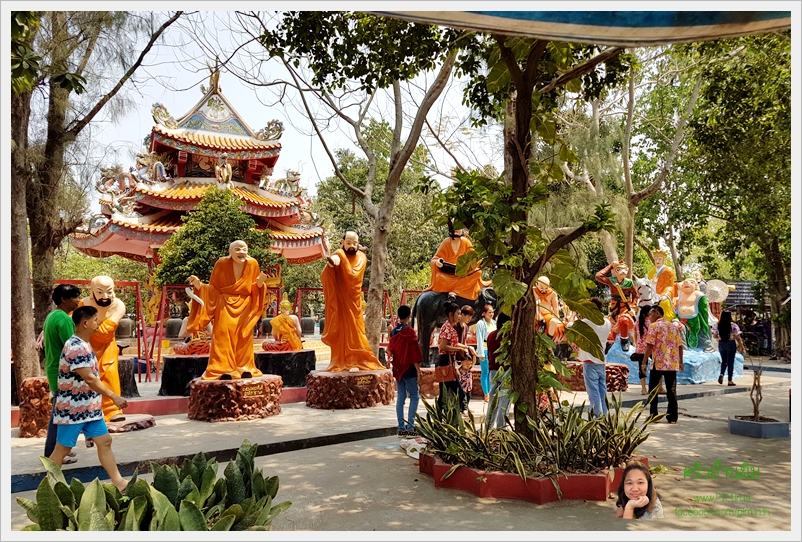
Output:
(320, 231), (385, 372)
(263, 293), (303, 351)
(188, 240), (267, 380)
(81, 276), (126, 422)
(424, 228), (491, 300)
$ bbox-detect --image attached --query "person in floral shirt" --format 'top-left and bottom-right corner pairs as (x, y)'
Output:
(644, 305), (684, 424)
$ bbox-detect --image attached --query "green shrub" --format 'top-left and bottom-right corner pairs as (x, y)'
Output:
(16, 440), (290, 531)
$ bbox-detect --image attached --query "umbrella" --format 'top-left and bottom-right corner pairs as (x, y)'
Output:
(371, 11), (791, 47)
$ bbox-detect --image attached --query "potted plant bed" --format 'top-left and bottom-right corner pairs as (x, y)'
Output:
(419, 452), (649, 504)
(728, 358), (790, 438)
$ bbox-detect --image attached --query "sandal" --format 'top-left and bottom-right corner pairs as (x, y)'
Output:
(728, 381), (736, 386)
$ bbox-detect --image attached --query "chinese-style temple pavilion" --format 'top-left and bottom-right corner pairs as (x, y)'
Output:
(72, 68), (326, 267)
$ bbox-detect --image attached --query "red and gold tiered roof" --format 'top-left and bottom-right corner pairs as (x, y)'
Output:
(72, 67), (326, 266)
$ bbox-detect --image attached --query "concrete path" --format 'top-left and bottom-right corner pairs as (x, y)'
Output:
(7, 369), (793, 533)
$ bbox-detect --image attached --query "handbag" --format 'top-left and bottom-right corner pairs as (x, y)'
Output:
(630, 353), (644, 363)
(434, 353), (457, 382)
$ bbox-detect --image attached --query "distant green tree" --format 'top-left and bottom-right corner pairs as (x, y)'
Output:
(155, 187), (281, 286)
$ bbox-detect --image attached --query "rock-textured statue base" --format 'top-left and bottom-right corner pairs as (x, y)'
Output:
(305, 370), (394, 409)
(188, 375), (282, 422)
(559, 362), (630, 392)
(17, 377), (50, 438)
(106, 414), (156, 433)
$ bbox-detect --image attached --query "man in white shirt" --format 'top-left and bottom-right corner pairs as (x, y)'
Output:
(570, 297), (612, 417)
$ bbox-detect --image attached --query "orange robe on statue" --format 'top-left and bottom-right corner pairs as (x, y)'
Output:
(270, 314), (303, 351)
(425, 236), (490, 300)
(89, 319), (124, 421)
(193, 256), (266, 380)
(321, 249), (384, 372)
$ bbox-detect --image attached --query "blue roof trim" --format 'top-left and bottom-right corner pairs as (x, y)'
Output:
(469, 11), (792, 28)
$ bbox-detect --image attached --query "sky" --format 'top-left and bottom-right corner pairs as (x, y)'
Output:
(85, 10), (504, 201)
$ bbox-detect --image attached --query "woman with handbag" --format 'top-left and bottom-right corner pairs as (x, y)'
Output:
(713, 311), (745, 386)
(435, 302), (471, 413)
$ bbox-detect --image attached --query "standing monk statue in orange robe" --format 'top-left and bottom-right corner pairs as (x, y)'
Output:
(424, 228), (491, 300)
(320, 231), (385, 372)
(188, 240), (268, 380)
(81, 275), (127, 422)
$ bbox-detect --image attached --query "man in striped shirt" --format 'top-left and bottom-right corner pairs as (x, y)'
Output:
(49, 306), (129, 491)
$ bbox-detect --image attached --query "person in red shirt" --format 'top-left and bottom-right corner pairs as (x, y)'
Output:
(388, 305), (423, 437)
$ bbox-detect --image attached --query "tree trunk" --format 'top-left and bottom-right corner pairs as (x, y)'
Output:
(598, 230), (620, 264)
(11, 89), (40, 384)
(26, 12), (72, 333)
(667, 224), (682, 279)
(761, 236), (790, 352)
(623, 204), (636, 273)
(509, 289), (539, 442)
(364, 208), (394, 353)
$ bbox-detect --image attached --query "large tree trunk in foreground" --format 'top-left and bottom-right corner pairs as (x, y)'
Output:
(11, 90), (40, 384)
(508, 289), (540, 442)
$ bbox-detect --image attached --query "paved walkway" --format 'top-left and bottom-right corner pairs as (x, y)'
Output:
(7, 362), (794, 532)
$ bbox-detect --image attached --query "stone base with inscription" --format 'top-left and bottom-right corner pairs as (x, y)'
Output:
(306, 370), (394, 409)
(187, 375), (282, 422)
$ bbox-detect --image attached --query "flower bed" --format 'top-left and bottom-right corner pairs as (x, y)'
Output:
(420, 453), (649, 504)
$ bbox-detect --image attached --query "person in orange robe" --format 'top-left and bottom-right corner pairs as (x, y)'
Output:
(81, 275), (126, 422)
(264, 294), (303, 351)
(188, 240), (268, 380)
(424, 230), (491, 300)
(320, 231), (385, 372)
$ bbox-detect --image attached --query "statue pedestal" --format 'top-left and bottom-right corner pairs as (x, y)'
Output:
(418, 368), (439, 399)
(560, 362), (630, 392)
(107, 414), (156, 433)
(187, 375), (282, 422)
(306, 370), (395, 409)
(18, 377), (50, 438)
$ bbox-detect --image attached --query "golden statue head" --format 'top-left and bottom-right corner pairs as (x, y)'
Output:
(652, 249), (669, 267)
(279, 292), (293, 314)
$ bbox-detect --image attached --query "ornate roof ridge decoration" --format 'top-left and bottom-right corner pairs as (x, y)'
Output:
(262, 217), (324, 237)
(151, 124), (281, 152)
(152, 58), (284, 143)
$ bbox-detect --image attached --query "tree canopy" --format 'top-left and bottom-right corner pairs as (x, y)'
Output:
(155, 187), (281, 286)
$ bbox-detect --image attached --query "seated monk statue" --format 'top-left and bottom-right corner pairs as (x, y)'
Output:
(187, 240), (268, 380)
(81, 275), (127, 422)
(424, 228), (491, 300)
(320, 231), (385, 372)
(595, 260), (637, 352)
(675, 278), (711, 350)
(534, 276), (565, 341)
(263, 293), (303, 351)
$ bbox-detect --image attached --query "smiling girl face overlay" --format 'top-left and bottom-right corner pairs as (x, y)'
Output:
(624, 469), (649, 500)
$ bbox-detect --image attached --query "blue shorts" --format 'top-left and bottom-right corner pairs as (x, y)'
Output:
(56, 419), (108, 448)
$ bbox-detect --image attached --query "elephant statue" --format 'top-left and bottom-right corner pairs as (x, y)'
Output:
(410, 287), (498, 367)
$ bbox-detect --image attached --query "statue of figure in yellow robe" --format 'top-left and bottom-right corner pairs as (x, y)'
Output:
(320, 232), (385, 372)
(188, 240), (267, 380)
(81, 275), (126, 422)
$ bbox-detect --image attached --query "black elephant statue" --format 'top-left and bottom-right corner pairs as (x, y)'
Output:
(410, 287), (498, 367)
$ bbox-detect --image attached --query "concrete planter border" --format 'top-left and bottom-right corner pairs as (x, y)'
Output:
(728, 415), (790, 439)
(419, 453), (649, 504)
